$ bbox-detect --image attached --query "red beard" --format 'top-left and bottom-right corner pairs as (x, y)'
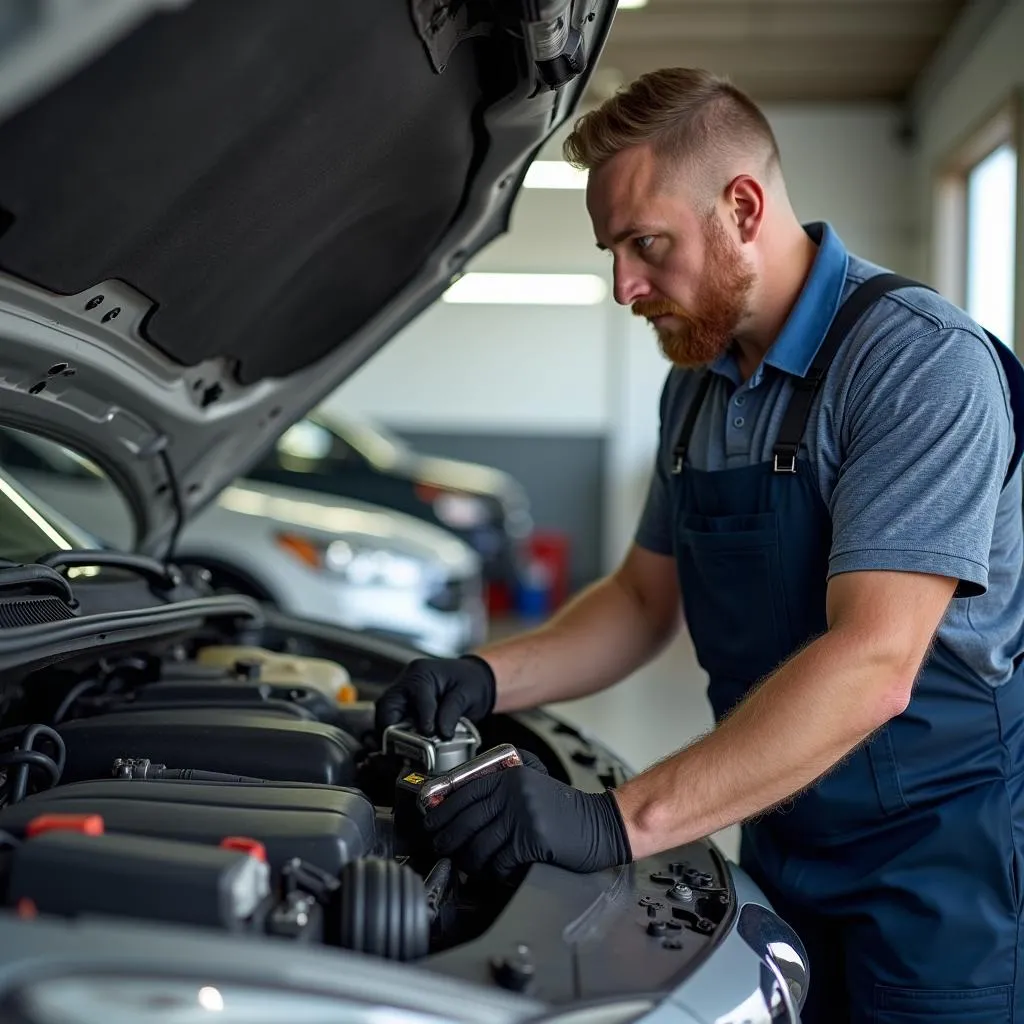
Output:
(632, 216), (755, 368)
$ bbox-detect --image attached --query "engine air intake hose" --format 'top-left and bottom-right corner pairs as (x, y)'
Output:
(334, 858), (429, 961)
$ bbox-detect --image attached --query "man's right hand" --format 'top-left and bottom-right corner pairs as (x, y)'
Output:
(374, 654), (497, 740)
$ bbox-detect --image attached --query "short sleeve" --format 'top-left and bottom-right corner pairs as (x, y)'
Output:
(635, 374), (676, 556)
(828, 327), (1013, 597)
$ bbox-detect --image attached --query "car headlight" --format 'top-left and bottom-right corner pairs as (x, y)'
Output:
(433, 493), (493, 531)
(325, 541), (424, 588)
(275, 533), (425, 589)
(414, 485), (494, 531)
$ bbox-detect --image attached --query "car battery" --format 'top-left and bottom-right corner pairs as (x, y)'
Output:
(392, 769), (428, 866)
(383, 720), (480, 868)
(7, 823), (273, 934)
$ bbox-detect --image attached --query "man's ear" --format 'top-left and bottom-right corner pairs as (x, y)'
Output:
(724, 174), (766, 243)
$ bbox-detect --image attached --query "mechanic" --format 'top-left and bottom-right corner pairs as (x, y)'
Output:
(376, 67), (1024, 1020)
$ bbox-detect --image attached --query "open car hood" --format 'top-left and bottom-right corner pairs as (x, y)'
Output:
(0, 0), (616, 557)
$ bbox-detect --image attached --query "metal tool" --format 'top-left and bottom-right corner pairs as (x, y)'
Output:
(417, 743), (523, 812)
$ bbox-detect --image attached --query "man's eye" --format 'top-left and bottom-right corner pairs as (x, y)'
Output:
(635, 235), (655, 252)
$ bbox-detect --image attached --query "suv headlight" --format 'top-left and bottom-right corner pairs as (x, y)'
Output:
(325, 541), (424, 588)
(433, 493), (492, 530)
(275, 533), (425, 589)
(415, 485), (494, 531)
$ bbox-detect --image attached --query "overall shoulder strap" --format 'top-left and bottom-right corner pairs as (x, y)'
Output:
(773, 273), (1024, 488)
(773, 272), (914, 473)
(982, 327), (1024, 487)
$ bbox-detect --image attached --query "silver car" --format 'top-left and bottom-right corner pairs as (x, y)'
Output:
(183, 482), (486, 656)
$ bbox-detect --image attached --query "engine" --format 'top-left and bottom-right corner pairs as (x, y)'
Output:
(0, 646), (523, 962)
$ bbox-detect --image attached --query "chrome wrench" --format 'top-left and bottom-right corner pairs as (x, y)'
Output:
(416, 743), (523, 812)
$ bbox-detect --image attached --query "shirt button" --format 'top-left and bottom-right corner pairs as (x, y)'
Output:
(733, 417), (745, 428)
(734, 395), (746, 406)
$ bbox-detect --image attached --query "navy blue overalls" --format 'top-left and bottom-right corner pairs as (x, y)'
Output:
(670, 274), (1024, 1021)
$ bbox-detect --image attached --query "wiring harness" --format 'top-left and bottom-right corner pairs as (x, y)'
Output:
(0, 724), (65, 806)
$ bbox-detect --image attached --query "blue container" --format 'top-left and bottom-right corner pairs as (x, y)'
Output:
(516, 560), (552, 620)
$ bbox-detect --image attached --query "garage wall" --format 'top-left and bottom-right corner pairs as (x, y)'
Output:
(908, 0), (1024, 344)
(910, 0), (1021, 173)
(324, 103), (915, 588)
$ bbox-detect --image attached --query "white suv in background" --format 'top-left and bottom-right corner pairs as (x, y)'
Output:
(0, 429), (485, 657)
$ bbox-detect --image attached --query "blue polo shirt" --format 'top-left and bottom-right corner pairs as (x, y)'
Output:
(636, 222), (1024, 685)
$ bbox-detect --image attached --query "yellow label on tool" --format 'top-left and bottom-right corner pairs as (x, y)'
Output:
(403, 772), (426, 785)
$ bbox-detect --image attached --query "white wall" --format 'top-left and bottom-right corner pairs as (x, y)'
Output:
(324, 302), (611, 434)
(327, 104), (916, 570)
(769, 107), (918, 274)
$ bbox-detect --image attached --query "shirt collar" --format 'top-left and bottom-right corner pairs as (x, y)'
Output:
(711, 221), (849, 386)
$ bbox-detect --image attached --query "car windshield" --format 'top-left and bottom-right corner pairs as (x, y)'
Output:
(0, 427), (131, 551)
(0, 464), (98, 563)
(314, 411), (411, 469)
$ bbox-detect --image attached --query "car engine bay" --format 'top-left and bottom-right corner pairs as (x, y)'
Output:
(0, 569), (745, 1003)
(0, 643), (502, 957)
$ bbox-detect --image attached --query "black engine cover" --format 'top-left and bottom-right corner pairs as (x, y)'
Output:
(56, 708), (360, 786)
(0, 778), (375, 875)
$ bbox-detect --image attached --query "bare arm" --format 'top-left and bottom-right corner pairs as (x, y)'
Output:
(612, 569), (956, 858)
(477, 544), (683, 712)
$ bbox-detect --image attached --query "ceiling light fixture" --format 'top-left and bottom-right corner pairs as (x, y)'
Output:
(442, 273), (608, 306)
(616, 0), (649, 8)
(523, 160), (588, 189)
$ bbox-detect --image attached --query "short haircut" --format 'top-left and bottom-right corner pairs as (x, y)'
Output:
(563, 68), (781, 196)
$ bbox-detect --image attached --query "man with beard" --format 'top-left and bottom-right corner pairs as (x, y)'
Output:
(376, 68), (1024, 1020)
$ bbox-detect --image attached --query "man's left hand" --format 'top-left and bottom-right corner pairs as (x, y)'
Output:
(422, 751), (633, 880)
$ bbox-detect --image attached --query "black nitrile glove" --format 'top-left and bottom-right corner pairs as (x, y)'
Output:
(374, 655), (497, 740)
(422, 750), (633, 880)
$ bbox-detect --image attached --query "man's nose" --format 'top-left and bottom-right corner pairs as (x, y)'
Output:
(612, 260), (651, 306)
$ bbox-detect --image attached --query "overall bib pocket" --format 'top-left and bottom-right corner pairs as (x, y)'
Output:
(677, 511), (795, 684)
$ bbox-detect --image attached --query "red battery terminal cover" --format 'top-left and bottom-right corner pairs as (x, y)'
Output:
(219, 836), (267, 863)
(25, 814), (105, 838)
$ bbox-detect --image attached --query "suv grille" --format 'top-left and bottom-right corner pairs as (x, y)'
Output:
(426, 577), (476, 613)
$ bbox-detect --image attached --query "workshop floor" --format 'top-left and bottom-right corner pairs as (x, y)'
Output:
(487, 616), (741, 860)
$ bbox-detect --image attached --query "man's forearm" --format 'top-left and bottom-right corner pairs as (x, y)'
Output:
(477, 575), (679, 713)
(613, 627), (917, 859)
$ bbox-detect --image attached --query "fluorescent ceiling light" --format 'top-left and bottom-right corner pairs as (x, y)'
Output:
(617, 0), (648, 8)
(443, 273), (607, 306)
(523, 160), (588, 189)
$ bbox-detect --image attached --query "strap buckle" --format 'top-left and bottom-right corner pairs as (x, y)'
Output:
(773, 452), (797, 474)
(671, 450), (684, 475)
